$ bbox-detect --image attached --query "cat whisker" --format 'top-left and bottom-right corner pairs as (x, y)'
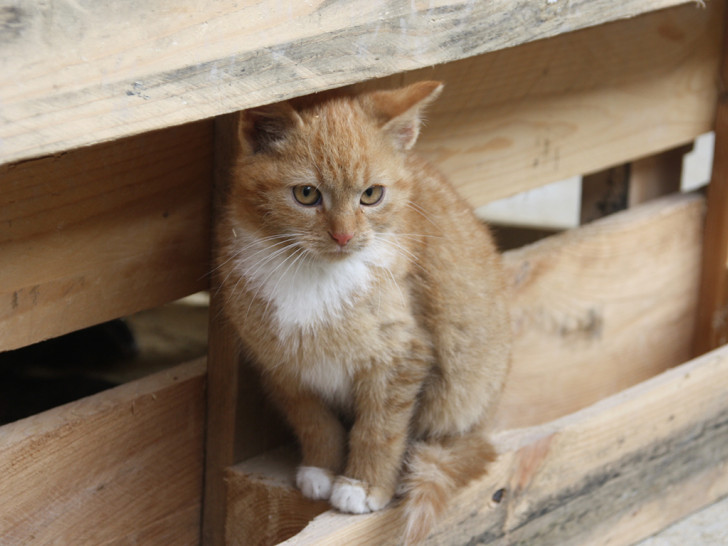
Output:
(243, 242), (306, 322)
(381, 264), (407, 309)
(373, 234), (427, 274)
(405, 201), (448, 238)
(262, 246), (310, 319)
(215, 235), (302, 296)
(210, 232), (300, 276)
(224, 240), (300, 311)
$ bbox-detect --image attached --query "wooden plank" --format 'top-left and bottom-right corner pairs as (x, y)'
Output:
(268, 343), (728, 545)
(225, 447), (329, 546)
(0, 358), (207, 544)
(366, 1), (720, 208)
(203, 112), (293, 546)
(497, 192), (704, 428)
(0, 0), (696, 165)
(580, 165), (629, 224)
(0, 121), (213, 352)
(628, 145), (692, 207)
(203, 113), (242, 546)
(694, 5), (728, 354)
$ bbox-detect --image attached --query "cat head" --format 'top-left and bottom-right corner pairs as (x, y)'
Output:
(228, 81), (443, 262)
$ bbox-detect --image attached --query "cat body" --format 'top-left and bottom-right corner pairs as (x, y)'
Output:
(218, 81), (511, 543)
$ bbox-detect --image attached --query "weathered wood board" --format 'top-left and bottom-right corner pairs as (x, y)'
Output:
(497, 192), (704, 428)
(694, 3), (728, 355)
(0, 0), (698, 165)
(0, 121), (213, 351)
(225, 343), (728, 546)
(0, 359), (207, 545)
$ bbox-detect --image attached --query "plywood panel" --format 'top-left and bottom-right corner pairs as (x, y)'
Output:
(1, 0), (694, 165)
(0, 121), (213, 351)
(0, 359), (206, 545)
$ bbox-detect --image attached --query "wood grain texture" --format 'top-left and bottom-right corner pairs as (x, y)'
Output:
(0, 121), (213, 351)
(0, 359), (207, 545)
(496, 192), (705, 428)
(225, 447), (329, 546)
(694, 4), (728, 354)
(0, 0), (697, 165)
(203, 112), (244, 546)
(362, 1), (720, 207)
(262, 343), (728, 545)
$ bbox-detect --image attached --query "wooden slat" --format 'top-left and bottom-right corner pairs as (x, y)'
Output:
(0, 121), (213, 352)
(203, 112), (244, 546)
(0, 359), (207, 544)
(0, 0), (695, 165)
(263, 343), (728, 545)
(366, 1), (720, 208)
(694, 5), (728, 354)
(222, 192), (708, 545)
(496, 192), (704, 428)
(225, 447), (329, 546)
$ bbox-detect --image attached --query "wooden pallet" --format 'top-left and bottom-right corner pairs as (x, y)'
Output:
(2, 1), (728, 545)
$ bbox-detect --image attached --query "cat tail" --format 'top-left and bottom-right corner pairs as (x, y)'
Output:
(400, 431), (496, 545)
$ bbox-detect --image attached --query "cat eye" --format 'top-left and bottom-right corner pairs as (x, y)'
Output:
(292, 185), (322, 206)
(360, 185), (384, 206)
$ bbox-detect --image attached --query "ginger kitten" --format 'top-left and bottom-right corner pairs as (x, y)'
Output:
(218, 81), (511, 544)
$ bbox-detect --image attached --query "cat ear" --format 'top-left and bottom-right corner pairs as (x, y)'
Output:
(362, 81), (443, 150)
(239, 102), (303, 154)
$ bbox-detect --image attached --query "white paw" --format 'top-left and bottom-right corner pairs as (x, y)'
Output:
(296, 466), (333, 500)
(330, 477), (388, 514)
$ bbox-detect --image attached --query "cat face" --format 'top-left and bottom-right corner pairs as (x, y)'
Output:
(229, 82), (443, 264)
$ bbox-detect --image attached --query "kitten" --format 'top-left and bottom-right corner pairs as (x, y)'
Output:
(218, 81), (511, 544)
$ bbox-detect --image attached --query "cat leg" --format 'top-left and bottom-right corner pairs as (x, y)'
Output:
(266, 381), (346, 500)
(330, 357), (427, 513)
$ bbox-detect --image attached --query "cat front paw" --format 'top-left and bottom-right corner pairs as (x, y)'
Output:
(296, 466), (334, 500)
(330, 476), (390, 514)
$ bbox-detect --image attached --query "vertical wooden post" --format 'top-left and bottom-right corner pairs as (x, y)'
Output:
(694, 10), (728, 355)
(628, 145), (692, 207)
(202, 111), (293, 544)
(202, 113), (242, 546)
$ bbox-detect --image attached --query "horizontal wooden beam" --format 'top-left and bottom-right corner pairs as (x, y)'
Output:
(368, 1), (720, 206)
(247, 343), (728, 545)
(496, 192), (705, 428)
(0, 359), (207, 544)
(0, 121), (213, 351)
(1, 0), (696, 165)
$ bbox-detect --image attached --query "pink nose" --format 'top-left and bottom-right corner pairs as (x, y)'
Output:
(330, 232), (354, 246)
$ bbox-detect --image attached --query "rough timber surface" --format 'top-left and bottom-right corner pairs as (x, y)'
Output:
(0, 359), (206, 545)
(496, 192), (705, 428)
(366, 1), (720, 206)
(0, 0), (695, 165)
(0, 121), (213, 351)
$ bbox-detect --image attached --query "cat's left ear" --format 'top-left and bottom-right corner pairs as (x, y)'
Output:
(361, 81), (443, 150)
(239, 102), (303, 155)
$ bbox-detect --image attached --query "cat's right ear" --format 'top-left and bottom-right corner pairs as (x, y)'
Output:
(238, 102), (303, 155)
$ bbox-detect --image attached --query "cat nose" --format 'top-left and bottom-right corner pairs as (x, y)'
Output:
(329, 232), (354, 247)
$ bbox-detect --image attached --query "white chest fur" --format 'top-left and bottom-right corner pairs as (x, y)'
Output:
(232, 229), (394, 335)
